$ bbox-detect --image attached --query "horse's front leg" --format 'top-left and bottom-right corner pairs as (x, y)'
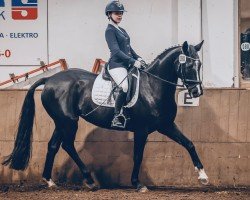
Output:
(131, 129), (149, 192)
(158, 123), (209, 185)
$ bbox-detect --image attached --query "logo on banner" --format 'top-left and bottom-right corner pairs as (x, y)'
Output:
(12, 0), (38, 20)
(0, 0), (5, 20)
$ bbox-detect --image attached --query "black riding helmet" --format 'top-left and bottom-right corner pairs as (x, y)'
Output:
(105, 1), (126, 16)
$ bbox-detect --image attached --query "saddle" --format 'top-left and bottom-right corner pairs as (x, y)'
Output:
(91, 65), (140, 108)
(102, 64), (137, 103)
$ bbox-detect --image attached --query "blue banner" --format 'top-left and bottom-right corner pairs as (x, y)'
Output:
(12, 0), (37, 7)
(0, 0), (5, 7)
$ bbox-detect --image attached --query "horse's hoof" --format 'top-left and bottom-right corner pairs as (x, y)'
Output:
(83, 182), (99, 191)
(199, 178), (209, 185)
(42, 178), (57, 188)
(196, 168), (209, 186)
(137, 185), (149, 193)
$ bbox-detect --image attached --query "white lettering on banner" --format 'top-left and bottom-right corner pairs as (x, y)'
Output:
(10, 32), (38, 38)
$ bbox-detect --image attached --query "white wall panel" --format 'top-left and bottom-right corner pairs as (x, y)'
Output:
(178, 0), (201, 45)
(202, 0), (236, 87)
(122, 0), (175, 64)
(48, 0), (108, 70)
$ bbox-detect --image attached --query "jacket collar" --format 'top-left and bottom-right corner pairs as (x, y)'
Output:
(109, 21), (125, 35)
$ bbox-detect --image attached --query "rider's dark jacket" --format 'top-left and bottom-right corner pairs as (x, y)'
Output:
(105, 24), (140, 69)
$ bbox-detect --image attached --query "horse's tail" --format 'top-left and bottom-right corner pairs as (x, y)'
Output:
(2, 78), (47, 170)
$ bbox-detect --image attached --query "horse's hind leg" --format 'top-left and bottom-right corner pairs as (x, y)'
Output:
(60, 120), (97, 190)
(42, 128), (62, 187)
(157, 123), (209, 185)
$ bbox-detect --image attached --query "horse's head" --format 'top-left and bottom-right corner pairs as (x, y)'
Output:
(175, 41), (204, 98)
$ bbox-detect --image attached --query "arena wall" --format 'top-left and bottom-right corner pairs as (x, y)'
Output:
(0, 89), (249, 187)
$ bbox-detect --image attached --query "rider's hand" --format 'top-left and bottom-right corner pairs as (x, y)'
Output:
(137, 58), (147, 69)
(134, 60), (142, 69)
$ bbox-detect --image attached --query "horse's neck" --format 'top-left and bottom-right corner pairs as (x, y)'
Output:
(147, 49), (180, 85)
(140, 51), (179, 109)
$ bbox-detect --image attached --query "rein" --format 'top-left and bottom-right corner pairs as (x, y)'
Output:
(139, 69), (184, 87)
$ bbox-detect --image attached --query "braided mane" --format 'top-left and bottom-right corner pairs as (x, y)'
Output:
(148, 44), (182, 67)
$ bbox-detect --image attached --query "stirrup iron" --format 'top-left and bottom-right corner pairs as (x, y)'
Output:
(111, 111), (129, 129)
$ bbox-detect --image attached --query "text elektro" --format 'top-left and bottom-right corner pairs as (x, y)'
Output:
(10, 33), (39, 39)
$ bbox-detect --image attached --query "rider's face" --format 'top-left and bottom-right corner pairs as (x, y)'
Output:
(111, 12), (123, 24)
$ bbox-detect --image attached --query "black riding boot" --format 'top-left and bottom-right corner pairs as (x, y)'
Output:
(112, 90), (127, 128)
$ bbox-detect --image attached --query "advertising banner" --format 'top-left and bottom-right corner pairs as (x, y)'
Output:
(0, 0), (47, 65)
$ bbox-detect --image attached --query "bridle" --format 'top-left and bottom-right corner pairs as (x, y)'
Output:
(141, 50), (203, 93)
(176, 52), (203, 93)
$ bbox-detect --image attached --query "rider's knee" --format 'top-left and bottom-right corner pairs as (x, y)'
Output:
(121, 81), (128, 93)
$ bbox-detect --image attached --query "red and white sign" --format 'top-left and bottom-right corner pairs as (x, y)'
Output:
(0, 0), (47, 65)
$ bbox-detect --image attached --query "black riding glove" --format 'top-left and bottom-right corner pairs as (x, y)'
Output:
(137, 58), (148, 69)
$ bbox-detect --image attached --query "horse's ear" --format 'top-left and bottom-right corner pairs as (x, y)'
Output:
(194, 40), (204, 52)
(182, 41), (189, 55)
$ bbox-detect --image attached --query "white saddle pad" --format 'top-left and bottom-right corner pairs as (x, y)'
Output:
(91, 69), (140, 108)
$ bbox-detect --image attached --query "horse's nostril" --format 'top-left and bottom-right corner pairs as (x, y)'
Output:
(190, 87), (200, 98)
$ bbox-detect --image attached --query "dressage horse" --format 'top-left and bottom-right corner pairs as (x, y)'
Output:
(2, 41), (209, 192)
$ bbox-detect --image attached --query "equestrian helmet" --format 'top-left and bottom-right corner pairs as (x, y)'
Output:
(105, 1), (125, 16)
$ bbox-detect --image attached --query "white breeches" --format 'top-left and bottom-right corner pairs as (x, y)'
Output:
(108, 67), (128, 93)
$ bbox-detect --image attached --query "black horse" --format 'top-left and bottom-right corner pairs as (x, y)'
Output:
(2, 41), (208, 192)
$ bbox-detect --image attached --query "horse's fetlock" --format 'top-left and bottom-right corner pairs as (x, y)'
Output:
(83, 174), (94, 184)
(131, 179), (139, 187)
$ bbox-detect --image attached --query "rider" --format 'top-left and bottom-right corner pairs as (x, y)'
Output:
(105, 0), (146, 128)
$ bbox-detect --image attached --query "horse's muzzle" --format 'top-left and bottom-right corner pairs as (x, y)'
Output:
(188, 85), (203, 98)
